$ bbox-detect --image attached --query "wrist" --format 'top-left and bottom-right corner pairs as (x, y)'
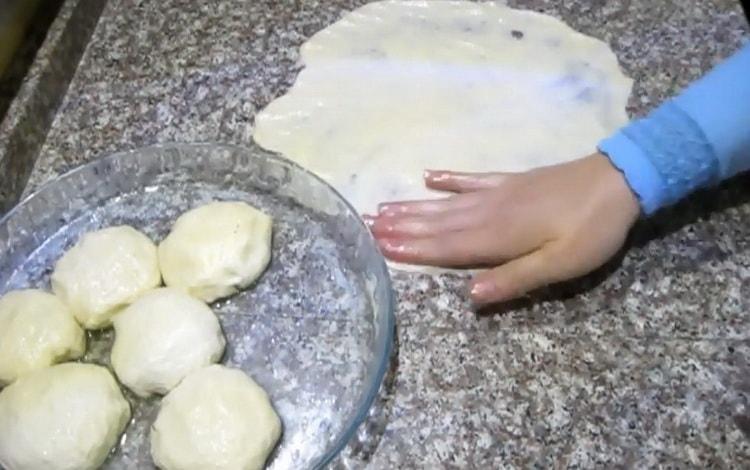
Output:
(587, 152), (641, 224)
(598, 132), (664, 215)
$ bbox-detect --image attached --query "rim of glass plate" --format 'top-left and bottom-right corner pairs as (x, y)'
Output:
(0, 141), (396, 469)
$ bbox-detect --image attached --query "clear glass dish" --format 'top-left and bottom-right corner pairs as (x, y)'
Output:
(0, 142), (395, 469)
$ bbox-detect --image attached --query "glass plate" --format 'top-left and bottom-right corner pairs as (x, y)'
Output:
(0, 142), (395, 469)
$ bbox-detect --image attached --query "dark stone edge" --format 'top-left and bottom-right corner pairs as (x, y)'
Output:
(0, 0), (107, 214)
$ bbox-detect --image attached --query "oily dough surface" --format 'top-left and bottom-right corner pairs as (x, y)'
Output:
(254, 0), (633, 257)
(0, 289), (85, 385)
(150, 365), (282, 470)
(0, 363), (131, 470)
(111, 288), (226, 397)
(158, 201), (273, 303)
(51, 225), (161, 329)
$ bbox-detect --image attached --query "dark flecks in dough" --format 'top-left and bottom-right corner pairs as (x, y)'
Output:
(553, 74), (582, 88)
(575, 87), (596, 103)
(511, 30), (524, 39)
(365, 48), (387, 59)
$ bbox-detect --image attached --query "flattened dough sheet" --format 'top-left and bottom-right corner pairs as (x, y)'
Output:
(254, 0), (632, 269)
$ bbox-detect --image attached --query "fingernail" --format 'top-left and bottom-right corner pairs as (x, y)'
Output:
(378, 204), (405, 217)
(378, 204), (393, 214)
(362, 215), (376, 227)
(378, 238), (406, 253)
(469, 281), (496, 304)
(366, 216), (399, 235)
(426, 170), (449, 182)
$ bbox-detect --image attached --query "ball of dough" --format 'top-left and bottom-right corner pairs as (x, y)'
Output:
(151, 365), (281, 470)
(0, 289), (85, 385)
(158, 201), (272, 302)
(111, 288), (226, 397)
(51, 225), (161, 329)
(0, 363), (131, 470)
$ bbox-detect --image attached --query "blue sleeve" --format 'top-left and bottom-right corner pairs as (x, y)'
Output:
(598, 42), (750, 214)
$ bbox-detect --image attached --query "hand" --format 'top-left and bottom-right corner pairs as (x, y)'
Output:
(363, 153), (640, 306)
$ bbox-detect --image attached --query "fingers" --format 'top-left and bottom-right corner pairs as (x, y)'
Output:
(370, 200), (546, 267)
(424, 170), (508, 193)
(371, 169), (509, 220)
(364, 210), (483, 238)
(376, 225), (530, 267)
(377, 234), (492, 267)
(468, 243), (583, 305)
(377, 194), (476, 217)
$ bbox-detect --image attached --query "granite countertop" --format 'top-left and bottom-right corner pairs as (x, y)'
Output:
(7, 0), (750, 467)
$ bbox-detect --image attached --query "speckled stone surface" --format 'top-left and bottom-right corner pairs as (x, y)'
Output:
(7, 0), (750, 467)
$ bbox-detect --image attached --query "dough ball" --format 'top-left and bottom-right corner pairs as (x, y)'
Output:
(51, 225), (161, 329)
(151, 365), (281, 470)
(0, 289), (85, 385)
(0, 363), (131, 470)
(158, 201), (272, 302)
(111, 288), (226, 397)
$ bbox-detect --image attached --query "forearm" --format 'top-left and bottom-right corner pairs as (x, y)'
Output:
(598, 42), (750, 214)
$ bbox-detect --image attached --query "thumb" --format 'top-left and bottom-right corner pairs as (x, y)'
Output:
(468, 244), (578, 305)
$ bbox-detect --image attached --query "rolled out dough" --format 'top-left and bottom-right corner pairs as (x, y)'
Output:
(254, 1), (632, 223)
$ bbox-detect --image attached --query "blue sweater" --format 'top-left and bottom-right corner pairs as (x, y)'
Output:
(598, 42), (750, 214)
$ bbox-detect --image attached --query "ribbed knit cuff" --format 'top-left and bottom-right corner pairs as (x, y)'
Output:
(598, 101), (719, 215)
